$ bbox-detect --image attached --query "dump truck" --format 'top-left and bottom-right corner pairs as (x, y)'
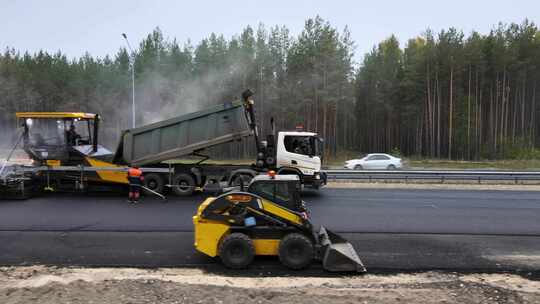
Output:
(0, 90), (327, 198)
(193, 172), (366, 272)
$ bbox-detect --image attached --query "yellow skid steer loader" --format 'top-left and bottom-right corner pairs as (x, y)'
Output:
(193, 173), (366, 272)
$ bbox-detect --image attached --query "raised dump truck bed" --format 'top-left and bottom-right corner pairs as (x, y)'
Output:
(114, 101), (251, 166)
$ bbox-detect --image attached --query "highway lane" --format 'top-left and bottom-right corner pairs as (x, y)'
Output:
(0, 231), (538, 274)
(1, 187), (539, 274)
(0, 188), (539, 235)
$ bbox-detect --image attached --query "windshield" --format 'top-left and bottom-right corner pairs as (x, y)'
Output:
(24, 118), (91, 147)
(249, 181), (302, 211)
(284, 135), (320, 157)
(70, 119), (91, 142)
(25, 119), (64, 146)
(314, 137), (323, 157)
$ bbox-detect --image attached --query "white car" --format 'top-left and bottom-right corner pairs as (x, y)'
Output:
(344, 153), (402, 170)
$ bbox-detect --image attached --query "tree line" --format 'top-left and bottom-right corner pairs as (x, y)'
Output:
(1, 17), (539, 160)
(356, 20), (540, 159)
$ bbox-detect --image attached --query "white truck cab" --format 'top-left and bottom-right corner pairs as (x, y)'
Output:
(274, 131), (326, 189)
(233, 90), (327, 190)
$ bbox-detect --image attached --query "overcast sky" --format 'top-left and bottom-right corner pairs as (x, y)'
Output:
(1, 0), (538, 64)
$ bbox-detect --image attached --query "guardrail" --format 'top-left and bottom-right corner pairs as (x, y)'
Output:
(324, 169), (540, 184)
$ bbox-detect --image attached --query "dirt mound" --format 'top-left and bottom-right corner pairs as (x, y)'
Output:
(0, 267), (538, 304)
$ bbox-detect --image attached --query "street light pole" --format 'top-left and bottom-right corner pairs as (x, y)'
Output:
(122, 33), (136, 128)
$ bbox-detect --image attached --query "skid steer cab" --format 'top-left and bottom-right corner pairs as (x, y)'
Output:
(193, 173), (366, 272)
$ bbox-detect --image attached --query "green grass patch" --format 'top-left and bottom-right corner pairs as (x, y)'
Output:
(407, 159), (540, 170)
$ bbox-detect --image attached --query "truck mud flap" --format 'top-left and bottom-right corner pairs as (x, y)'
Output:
(318, 226), (366, 273)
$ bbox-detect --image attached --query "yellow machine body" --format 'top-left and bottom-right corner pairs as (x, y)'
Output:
(45, 160), (61, 166)
(192, 175), (366, 272)
(14, 111), (131, 186)
(259, 198), (303, 225)
(193, 197), (283, 257)
(85, 157), (129, 184)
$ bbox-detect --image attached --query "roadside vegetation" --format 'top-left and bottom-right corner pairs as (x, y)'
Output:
(406, 159), (540, 170)
(1, 18), (539, 161)
(325, 149), (540, 170)
(4, 148), (540, 171)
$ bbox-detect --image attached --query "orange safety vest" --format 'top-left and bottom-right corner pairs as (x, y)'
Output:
(128, 168), (143, 186)
(128, 168), (142, 177)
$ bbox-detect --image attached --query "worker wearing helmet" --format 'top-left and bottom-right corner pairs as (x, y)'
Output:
(127, 166), (144, 204)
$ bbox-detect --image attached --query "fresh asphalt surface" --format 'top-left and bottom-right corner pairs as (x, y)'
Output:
(1, 188), (539, 275)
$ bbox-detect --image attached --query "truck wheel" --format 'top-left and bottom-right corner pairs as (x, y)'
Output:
(219, 233), (255, 269)
(278, 233), (314, 270)
(172, 173), (195, 196)
(143, 173), (164, 195)
(230, 174), (253, 190)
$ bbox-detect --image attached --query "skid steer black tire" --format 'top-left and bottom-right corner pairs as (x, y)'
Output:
(279, 233), (314, 270)
(143, 173), (165, 195)
(219, 233), (255, 269)
(172, 173), (195, 196)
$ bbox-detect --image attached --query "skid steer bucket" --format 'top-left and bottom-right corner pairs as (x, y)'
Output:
(318, 226), (366, 272)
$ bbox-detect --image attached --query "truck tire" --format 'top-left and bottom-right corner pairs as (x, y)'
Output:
(143, 173), (165, 195)
(230, 173), (254, 190)
(218, 233), (255, 269)
(172, 173), (195, 196)
(278, 233), (314, 270)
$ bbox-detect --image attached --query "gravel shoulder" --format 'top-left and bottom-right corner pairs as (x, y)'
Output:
(0, 266), (539, 304)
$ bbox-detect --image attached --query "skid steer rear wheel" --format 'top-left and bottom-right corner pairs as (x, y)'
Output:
(278, 233), (314, 270)
(219, 233), (255, 269)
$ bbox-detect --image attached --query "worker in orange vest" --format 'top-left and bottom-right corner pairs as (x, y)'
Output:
(127, 166), (144, 204)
